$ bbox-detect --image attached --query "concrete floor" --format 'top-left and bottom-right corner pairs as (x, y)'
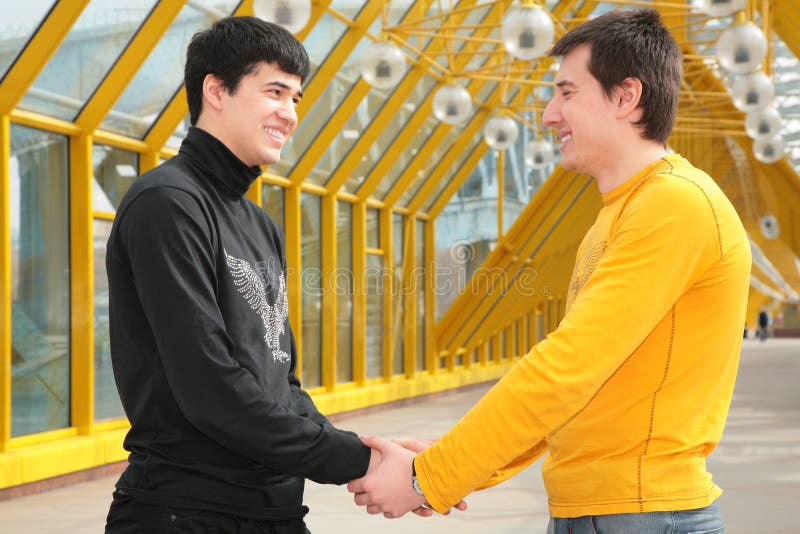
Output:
(0, 337), (798, 533)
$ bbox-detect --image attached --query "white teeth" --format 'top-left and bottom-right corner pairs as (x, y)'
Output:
(266, 128), (284, 141)
(561, 134), (572, 143)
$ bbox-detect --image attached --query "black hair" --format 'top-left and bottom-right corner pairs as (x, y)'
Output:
(550, 8), (682, 145)
(184, 16), (310, 125)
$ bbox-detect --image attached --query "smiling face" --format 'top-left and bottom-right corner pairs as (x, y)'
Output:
(542, 45), (619, 177)
(201, 61), (302, 167)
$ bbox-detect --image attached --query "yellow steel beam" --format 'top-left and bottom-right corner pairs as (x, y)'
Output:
(76, 2), (185, 132)
(324, 0), (473, 193)
(0, 1), (89, 114)
(402, 216), (417, 377)
(69, 134), (94, 433)
(0, 115), (10, 451)
(143, 0), (262, 153)
(423, 218), (436, 372)
(358, 1), (507, 202)
(497, 149), (505, 238)
(427, 141), (488, 218)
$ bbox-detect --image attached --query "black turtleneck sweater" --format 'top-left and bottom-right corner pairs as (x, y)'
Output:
(106, 127), (370, 520)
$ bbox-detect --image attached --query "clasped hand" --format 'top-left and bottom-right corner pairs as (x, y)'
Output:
(346, 436), (467, 519)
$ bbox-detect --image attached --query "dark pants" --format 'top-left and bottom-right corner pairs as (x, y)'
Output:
(106, 491), (311, 534)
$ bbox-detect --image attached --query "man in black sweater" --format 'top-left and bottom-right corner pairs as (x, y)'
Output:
(104, 16), (375, 533)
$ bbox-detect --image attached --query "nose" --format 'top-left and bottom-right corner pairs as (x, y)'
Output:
(541, 97), (560, 129)
(276, 100), (298, 130)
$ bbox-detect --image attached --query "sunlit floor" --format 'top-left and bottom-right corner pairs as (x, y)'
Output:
(0, 337), (798, 533)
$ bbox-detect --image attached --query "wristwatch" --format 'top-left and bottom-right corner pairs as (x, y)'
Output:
(411, 458), (425, 496)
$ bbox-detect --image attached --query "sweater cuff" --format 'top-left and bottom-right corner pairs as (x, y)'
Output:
(414, 450), (451, 514)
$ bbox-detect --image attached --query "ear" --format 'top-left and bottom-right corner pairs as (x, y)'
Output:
(202, 73), (226, 113)
(614, 77), (643, 121)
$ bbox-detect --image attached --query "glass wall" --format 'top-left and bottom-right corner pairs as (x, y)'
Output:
(9, 125), (70, 436)
(392, 213), (404, 375)
(300, 193), (321, 387)
(336, 201), (353, 382)
(365, 253), (383, 378)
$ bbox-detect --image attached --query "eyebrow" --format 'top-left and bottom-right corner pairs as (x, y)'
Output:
(265, 80), (303, 100)
(555, 81), (576, 89)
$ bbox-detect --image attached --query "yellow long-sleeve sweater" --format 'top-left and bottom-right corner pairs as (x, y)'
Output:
(416, 154), (751, 517)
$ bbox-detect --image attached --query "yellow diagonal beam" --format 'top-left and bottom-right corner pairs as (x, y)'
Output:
(323, 0), (475, 193)
(76, 2), (185, 132)
(0, 0), (90, 114)
(428, 141), (488, 218)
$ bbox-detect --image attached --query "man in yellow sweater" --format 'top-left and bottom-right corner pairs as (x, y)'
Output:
(348, 8), (750, 532)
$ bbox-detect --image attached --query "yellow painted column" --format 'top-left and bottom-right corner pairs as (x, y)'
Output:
(497, 149), (504, 240)
(69, 134), (94, 433)
(285, 186), (303, 375)
(0, 115), (11, 451)
(402, 217), (417, 377)
(320, 194), (337, 391)
(423, 219), (436, 372)
(352, 201), (367, 384)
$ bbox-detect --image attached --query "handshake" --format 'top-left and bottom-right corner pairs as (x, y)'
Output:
(346, 436), (467, 519)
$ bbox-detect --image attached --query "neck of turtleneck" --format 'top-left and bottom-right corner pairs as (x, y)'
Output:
(178, 127), (261, 199)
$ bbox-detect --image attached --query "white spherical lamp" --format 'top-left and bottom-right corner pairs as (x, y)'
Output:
(716, 22), (767, 74)
(360, 41), (406, 89)
(758, 213), (780, 238)
(254, 0), (312, 34)
(752, 135), (785, 164)
(745, 107), (782, 140)
(501, 4), (555, 60)
(484, 116), (519, 150)
(698, 0), (746, 18)
(432, 83), (472, 125)
(731, 72), (774, 113)
(524, 139), (555, 169)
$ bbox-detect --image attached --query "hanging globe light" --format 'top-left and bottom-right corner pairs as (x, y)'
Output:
(745, 107), (782, 140)
(731, 72), (775, 113)
(752, 135), (786, 164)
(716, 22), (768, 74)
(501, 3), (555, 60)
(432, 82), (472, 125)
(254, 0), (312, 34)
(698, 0), (746, 18)
(758, 213), (780, 239)
(484, 116), (519, 150)
(524, 139), (555, 169)
(360, 40), (406, 90)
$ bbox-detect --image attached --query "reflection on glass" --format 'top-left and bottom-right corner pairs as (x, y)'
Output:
(336, 201), (353, 382)
(93, 219), (124, 421)
(93, 144), (139, 212)
(101, 0), (240, 138)
(262, 183), (284, 232)
(392, 213), (404, 375)
(0, 1), (56, 81)
(20, 0), (156, 120)
(301, 193), (321, 387)
(366, 208), (379, 248)
(10, 124), (70, 437)
(415, 219), (425, 371)
(366, 253), (384, 379)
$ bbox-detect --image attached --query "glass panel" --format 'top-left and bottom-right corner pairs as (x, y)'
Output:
(19, 0), (156, 120)
(365, 253), (383, 379)
(100, 0), (240, 138)
(301, 193), (321, 387)
(270, 12), (351, 178)
(93, 218), (123, 421)
(421, 132), (482, 213)
(415, 219), (425, 371)
(262, 183), (284, 232)
(165, 112), (191, 152)
(336, 201), (353, 382)
(366, 208), (379, 248)
(371, 113), (437, 200)
(10, 124), (70, 436)
(0, 1), (57, 82)
(92, 144), (139, 212)
(348, 75), (438, 194)
(392, 213), (404, 375)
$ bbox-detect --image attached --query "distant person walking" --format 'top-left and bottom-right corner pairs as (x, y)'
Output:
(758, 307), (770, 342)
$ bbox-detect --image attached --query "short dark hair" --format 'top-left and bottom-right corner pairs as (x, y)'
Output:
(184, 16), (310, 125)
(549, 8), (682, 145)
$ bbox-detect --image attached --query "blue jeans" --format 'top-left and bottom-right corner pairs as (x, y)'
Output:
(547, 501), (723, 534)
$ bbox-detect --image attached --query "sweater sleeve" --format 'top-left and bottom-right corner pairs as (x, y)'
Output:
(116, 186), (370, 484)
(415, 176), (722, 512)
